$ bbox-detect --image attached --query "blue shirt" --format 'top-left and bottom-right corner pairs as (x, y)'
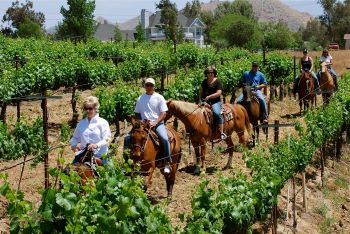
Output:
(241, 71), (267, 87)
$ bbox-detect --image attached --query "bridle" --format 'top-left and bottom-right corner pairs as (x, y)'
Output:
(131, 128), (151, 155)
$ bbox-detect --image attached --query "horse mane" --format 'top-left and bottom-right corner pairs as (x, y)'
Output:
(170, 100), (199, 114)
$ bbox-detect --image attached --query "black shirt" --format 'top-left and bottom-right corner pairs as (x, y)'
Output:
(201, 78), (223, 104)
(301, 57), (312, 71)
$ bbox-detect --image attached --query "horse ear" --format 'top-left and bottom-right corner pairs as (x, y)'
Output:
(166, 99), (172, 106)
(130, 116), (137, 127)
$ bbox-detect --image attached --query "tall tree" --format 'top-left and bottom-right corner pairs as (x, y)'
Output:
(2, 0), (45, 36)
(57, 0), (95, 41)
(215, 0), (255, 20)
(211, 14), (261, 49)
(183, 0), (202, 18)
(156, 0), (180, 43)
(114, 24), (123, 42)
(200, 10), (215, 43)
(17, 19), (44, 39)
(135, 23), (146, 42)
(261, 21), (296, 49)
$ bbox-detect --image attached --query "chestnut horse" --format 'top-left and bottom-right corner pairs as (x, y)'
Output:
(239, 85), (268, 146)
(298, 71), (316, 114)
(129, 119), (181, 198)
(166, 100), (251, 175)
(320, 62), (336, 103)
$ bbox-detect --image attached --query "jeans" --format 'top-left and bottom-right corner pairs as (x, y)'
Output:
(123, 123), (172, 162)
(295, 71), (320, 89)
(211, 101), (223, 124)
(237, 90), (268, 119)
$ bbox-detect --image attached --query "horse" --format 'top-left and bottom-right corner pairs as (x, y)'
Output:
(320, 62), (336, 103)
(129, 119), (182, 198)
(298, 71), (316, 114)
(238, 85), (268, 146)
(165, 100), (251, 175)
(63, 146), (103, 186)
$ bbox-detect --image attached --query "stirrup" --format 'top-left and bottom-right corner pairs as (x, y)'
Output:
(221, 133), (227, 140)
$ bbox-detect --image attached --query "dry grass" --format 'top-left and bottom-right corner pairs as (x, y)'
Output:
(290, 50), (350, 76)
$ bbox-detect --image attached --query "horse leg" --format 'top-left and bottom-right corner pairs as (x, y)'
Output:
(165, 171), (176, 199)
(299, 99), (302, 115)
(192, 141), (201, 175)
(200, 140), (207, 173)
(224, 136), (234, 169)
(144, 165), (155, 190)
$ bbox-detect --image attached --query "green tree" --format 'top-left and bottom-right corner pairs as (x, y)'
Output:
(215, 0), (255, 20)
(135, 23), (146, 42)
(17, 19), (44, 39)
(200, 10), (215, 43)
(183, 0), (202, 18)
(261, 22), (296, 49)
(156, 0), (179, 42)
(57, 0), (96, 41)
(113, 24), (123, 42)
(301, 18), (328, 48)
(211, 14), (261, 49)
(1, 0), (45, 36)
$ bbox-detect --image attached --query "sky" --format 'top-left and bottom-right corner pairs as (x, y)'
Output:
(0, 0), (323, 29)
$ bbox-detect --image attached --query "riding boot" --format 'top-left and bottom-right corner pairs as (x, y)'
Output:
(334, 77), (338, 91)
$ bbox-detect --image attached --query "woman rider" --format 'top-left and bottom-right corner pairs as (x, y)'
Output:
(70, 96), (111, 165)
(199, 66), (227, 140)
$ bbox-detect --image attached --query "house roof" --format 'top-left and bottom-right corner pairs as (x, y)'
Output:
(149, 11), (204, 28)
(344, 34), (350, 40)
(94, 23), (115, 41)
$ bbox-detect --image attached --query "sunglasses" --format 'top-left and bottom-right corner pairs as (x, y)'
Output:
(207, 71), (214, 74)
(145, 83), (154, 87)
(84, 107), (94, 111)
(252, 65), (258, 68)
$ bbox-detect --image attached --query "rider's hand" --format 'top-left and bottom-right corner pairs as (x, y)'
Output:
(204, 96), (210, 102)
(87, 144), (98, 151)
(149, 121), (157, 128)
(72, 146), (80, 153)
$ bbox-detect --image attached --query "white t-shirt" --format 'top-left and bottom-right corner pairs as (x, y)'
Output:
(70, 114), (111, 157)
(320, 55), (332, 65)
(135, 92), (168, 122)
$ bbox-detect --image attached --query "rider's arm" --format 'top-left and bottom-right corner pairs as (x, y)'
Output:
(199, 87), (203, 102)
(206, 89), (222, 100)
(155, 111), (167, 126)
(310, 57), (314, 71)
(256, 73), (267, 90)
(70, 126), (81, 152)
(96, 120), (112, 149)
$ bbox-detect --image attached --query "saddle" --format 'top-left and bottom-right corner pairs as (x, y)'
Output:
(202, 104), (234, 126)
(144, 126), (176, 147)
(70, 144), (103, 177)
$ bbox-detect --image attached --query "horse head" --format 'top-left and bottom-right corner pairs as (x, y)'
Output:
(242, 84), (253, 102)
(165, 100), (174, 122)
(130, 117), (149, 160)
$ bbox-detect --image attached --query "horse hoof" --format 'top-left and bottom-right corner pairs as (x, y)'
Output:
(193, 166), (201, 175)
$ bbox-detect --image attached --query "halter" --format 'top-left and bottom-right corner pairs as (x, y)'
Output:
(132, 128), (151, 155)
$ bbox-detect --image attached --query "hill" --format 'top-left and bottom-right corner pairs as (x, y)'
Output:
(201, 0), (313, 31)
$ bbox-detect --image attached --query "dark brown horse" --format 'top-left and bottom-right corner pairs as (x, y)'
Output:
(320, 62), (336, 103)
(129, 119), (181, 198)
(239, 85), (268, 146)
(298, 71), (316, 114)
(64, 149), (103, 186)
(166, 100), (251, 174)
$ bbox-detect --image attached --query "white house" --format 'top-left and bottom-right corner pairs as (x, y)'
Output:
(140, 9), (206, 47)
(344, 34), (350, 50)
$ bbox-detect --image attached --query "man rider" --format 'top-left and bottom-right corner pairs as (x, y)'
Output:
(236, 61), (268, 123)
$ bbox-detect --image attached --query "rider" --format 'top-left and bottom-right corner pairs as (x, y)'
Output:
(317, 49), (338, 90)
(293, 48), (320, 94)
(125, 78), (172, 174)
(199, 66), (227, 140)
(236, 61), (268, 123)
(70, 96), (111, 165)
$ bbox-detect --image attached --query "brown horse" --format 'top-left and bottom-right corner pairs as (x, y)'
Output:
(166, 100), (251, 174)
(64, 149), (103, 186)
(239, 85), (268, 146)
(298, 71), (316, 114)
(320, 62), (336, 103)
(129, 119), (181, 198)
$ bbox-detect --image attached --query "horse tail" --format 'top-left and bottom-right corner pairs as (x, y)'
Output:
(240, 105), (252, 136)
